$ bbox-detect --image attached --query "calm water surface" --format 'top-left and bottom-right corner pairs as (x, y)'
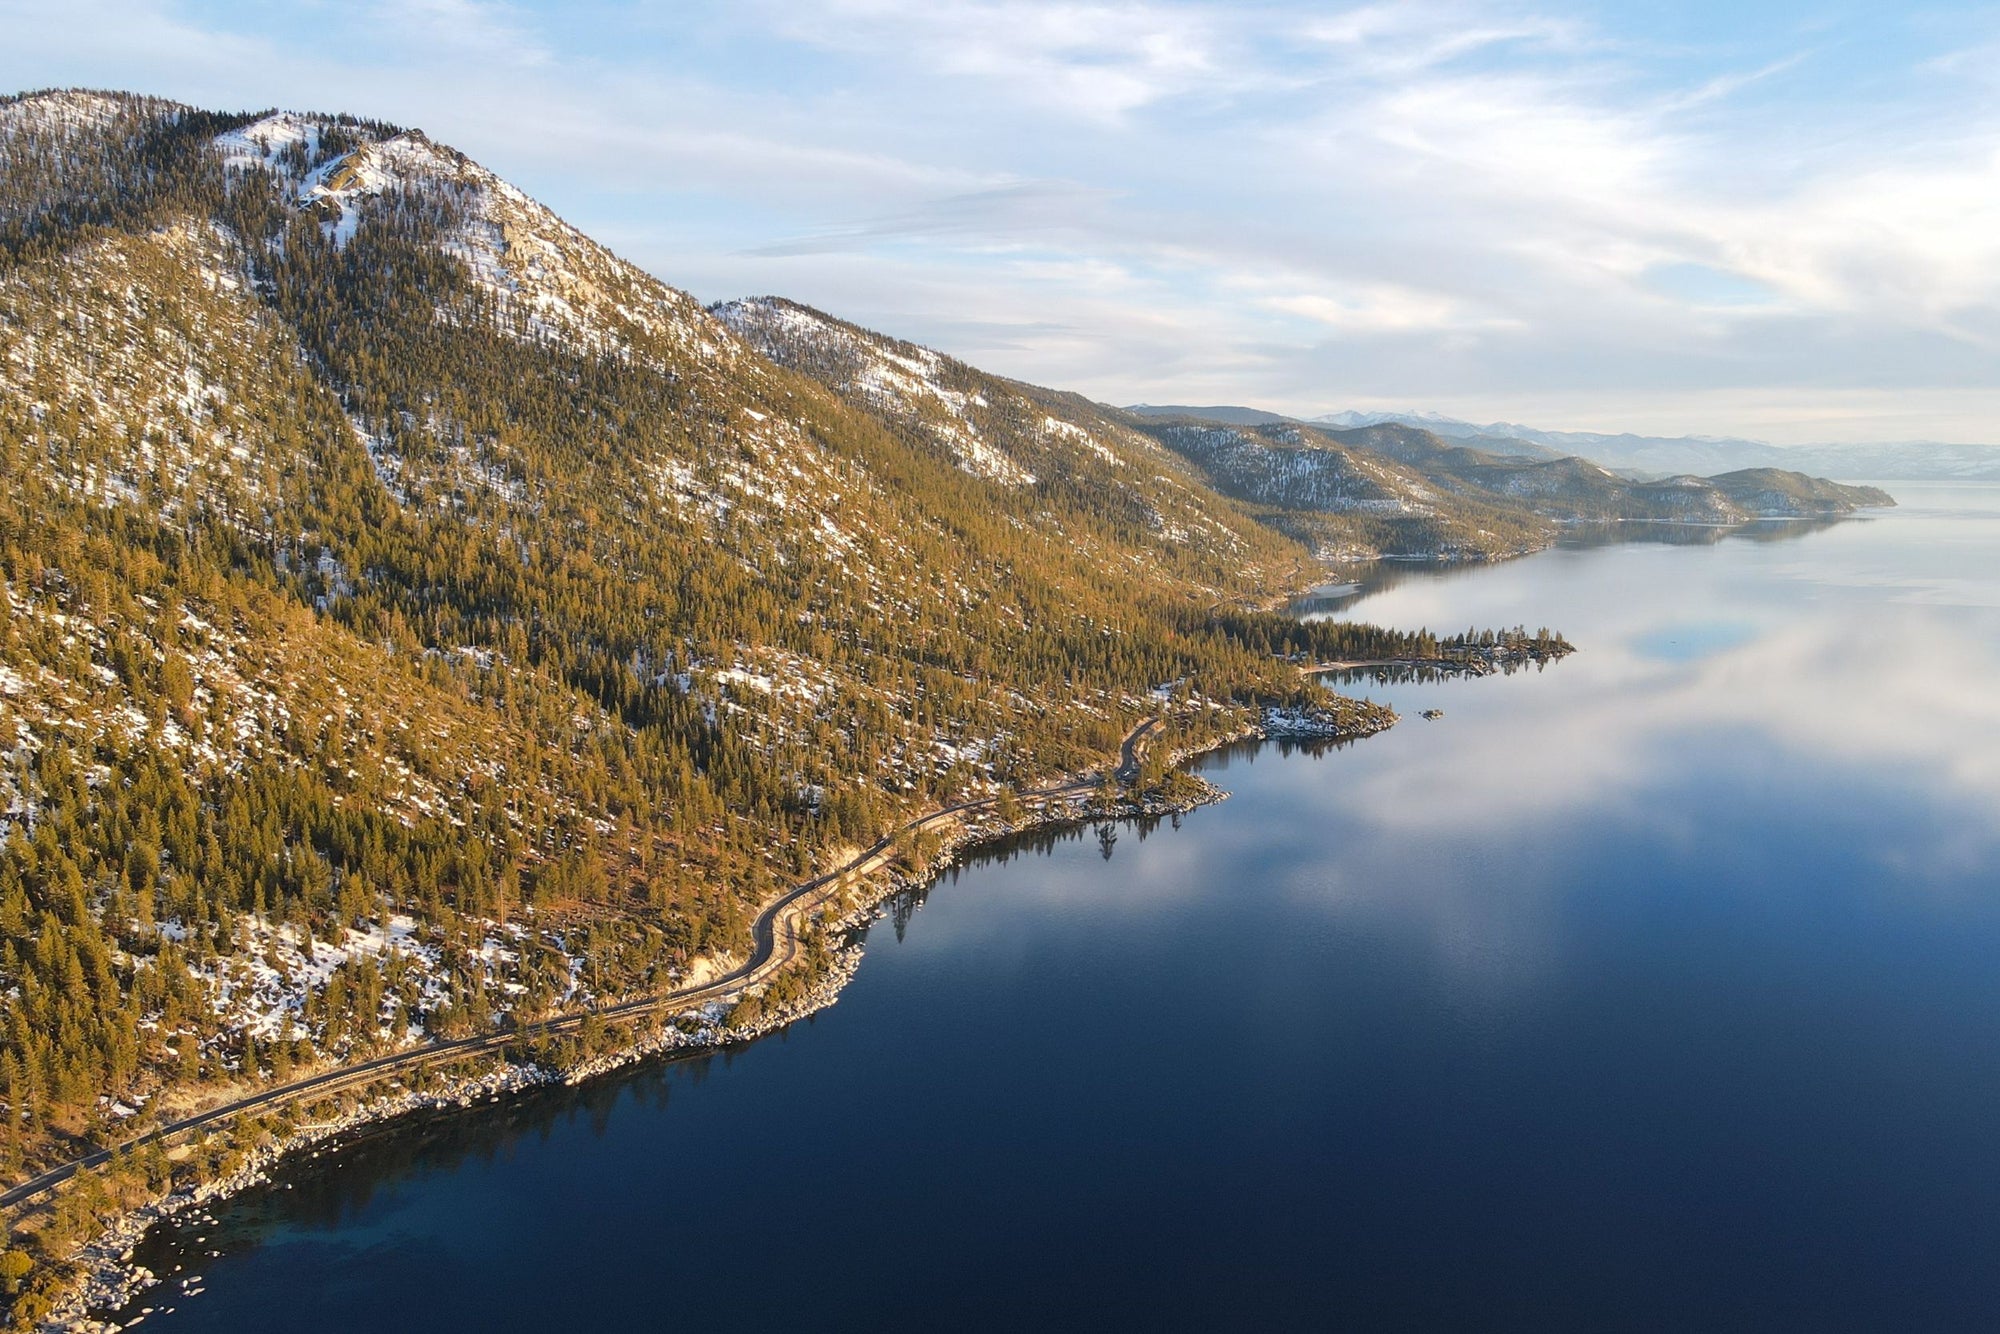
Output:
(123, 485), (2000, 1331)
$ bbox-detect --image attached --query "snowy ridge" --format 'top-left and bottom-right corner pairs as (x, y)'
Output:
(0, 87), (1362, 1210)
(715, 298), (1037, 487)
(0, 89), (135, 135)
(713, 297), (1297, 569)
(213, 111), (320, 174)
(212, 113), (724, 365)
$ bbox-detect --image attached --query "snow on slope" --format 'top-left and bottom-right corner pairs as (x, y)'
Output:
(214, 113), (725, 364)
(1158, 423), (1440, 516)
(712, 298), (1317, 569)
(1042, 413), (1122, 465)
(0, 88), (131, 135)
(715, 297), (1037, 486)
(213, 110), (320, 172)
(0, 219), (286, 523)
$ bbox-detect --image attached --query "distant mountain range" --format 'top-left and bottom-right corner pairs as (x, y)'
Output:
(1129, 405), (2000, 481)
(1124, 415), (1888, 563)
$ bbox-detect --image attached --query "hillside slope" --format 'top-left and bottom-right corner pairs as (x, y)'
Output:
(713, 297), (1310, 569)
(1, 88), (1457, 1195)
(715, 304), (1762, 563)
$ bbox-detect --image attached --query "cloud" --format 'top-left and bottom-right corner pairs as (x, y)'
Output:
(7, 0), (2000, 440)
(0, 0), (272, 86)
(757, 0), (1249, 121)
(741, 181), (1115, 256)
(1639, 262), (1778, 309)
(1258, 286), (1520, 335)
(1299, 1), (1589, 75)
(368, 0), (552, 69)
(1319, 583), (2000, 841)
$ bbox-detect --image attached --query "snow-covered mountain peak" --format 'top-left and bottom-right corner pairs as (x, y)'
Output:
(208, 115), (720, 364)
(0, 88), (144, 135)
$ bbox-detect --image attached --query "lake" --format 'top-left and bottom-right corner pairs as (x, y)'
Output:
(119, 484), (2000, 1331)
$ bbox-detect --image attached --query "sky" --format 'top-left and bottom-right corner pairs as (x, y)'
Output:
(7, 0), (2000, 444)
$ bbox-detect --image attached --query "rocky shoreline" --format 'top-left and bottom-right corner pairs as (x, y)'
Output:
(43, 705), (1389, 1331)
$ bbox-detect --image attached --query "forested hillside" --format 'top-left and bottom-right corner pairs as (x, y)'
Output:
(714, 296), (1298, 553)
(0, 89), (1500, 1186)
(719, 300), (1577, 562)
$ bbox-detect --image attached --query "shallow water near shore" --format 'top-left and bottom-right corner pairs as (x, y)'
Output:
(120, 484), (2000, 1331)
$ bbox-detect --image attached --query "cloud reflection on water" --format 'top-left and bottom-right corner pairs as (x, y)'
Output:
(1313, 485), (2000, 845)
(909, 487), (2000, 996)
(1162, 485), (2000, 991)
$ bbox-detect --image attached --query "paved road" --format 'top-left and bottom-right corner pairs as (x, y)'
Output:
(0, 717), (1165, 1213)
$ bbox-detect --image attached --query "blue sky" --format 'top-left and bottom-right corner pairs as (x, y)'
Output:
(7, 0), (2000, 443)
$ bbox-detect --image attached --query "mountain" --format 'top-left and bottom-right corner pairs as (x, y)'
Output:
(1312, 410), (2000, 481)
(1128, 415), (1889, 562)
(1318, 423), (1890, 519)
(708, 316), (1883, 568)
(725, 331), (1884, 567)
(1312, 410), (1783, 473)
(1127, 417), (1555, 561)
(1308, 410), (1567, 461)
(712, 298), (1279, 560)
(2, 86), (1498, 1217)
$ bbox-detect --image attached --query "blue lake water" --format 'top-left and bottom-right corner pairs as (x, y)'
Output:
(122, 484), (2000, 1331)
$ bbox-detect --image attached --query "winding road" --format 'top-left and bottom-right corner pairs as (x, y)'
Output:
(0, 717), (1167, 1214)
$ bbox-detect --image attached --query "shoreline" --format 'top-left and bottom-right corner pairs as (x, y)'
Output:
(1297, 641), (1575, 678)
(40, 704), (1393, 1332)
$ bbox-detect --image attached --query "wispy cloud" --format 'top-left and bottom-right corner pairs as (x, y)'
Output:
(369, 0), (552, 69)
(741, 181), (1114, 256)
(1299, 1), (1591, 75)
(1258, 285), (1522, 336)
(758, 0), (1251, 120)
